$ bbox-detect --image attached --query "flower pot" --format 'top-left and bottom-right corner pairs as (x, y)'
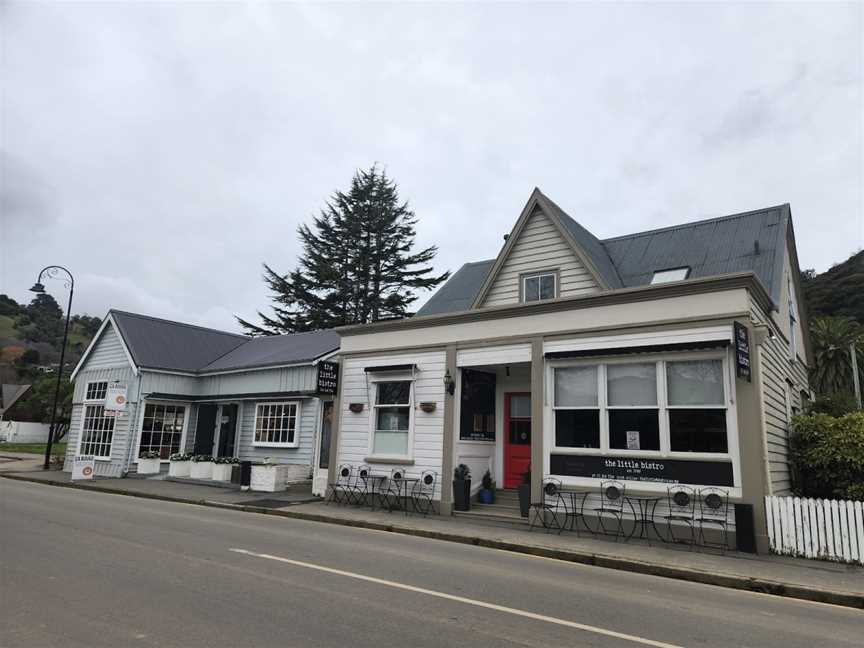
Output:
(250, 464), (289, 492)
(190, 461), (214, 480)
(518, 483), (531, 518)
(137, 457), (161, 475)
(212, 464), (233, 482)
(478, 488), (495, 505)
(169, 460), (191, 478)
(453, 478), (471, 511)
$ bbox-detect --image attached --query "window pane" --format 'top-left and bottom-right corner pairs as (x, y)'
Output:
(377, 381), (410, 405)
(539, 274), (555, 299)
(554, 366), (597, 407)
(609, 409), (660, 450)
(524, 276), (539, 302)
(669, 410), (728, 453)
(555, 410), (600, 448)
(667, 360), (724, 406)
(509, 394), (531, 418)
(376, 406), (409, 431)
(607, 363), (657, 406)
(373, 430), (408, 455)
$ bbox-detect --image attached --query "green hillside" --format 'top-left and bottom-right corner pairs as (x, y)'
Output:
(802, 250), (864, 323)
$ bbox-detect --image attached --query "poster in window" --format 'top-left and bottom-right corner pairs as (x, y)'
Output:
(626, 430), (640, 450)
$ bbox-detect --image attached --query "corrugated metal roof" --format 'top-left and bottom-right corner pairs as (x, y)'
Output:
(109, 311), (338, 373)
(416, 260), (495, 316)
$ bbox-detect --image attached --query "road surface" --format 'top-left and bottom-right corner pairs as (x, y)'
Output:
(1, 479), (860, 647)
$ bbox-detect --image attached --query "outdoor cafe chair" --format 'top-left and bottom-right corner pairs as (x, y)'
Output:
(695, 487), (731, 552)
(590, 480), (628, 541)
(326, 464), (353, 505)
(663, 485), (697, 548)
(528, 477), (567, 534)
(411, 470), (438, 516)
(349, 464), (372, 505)
(381, 467), (409, 513)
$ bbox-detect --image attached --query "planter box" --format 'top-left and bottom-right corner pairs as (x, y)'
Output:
(250, 464), (289, 492)
(212, 464), (234, 482)
(168, 460), (191, 478)
(137, 458), (161, 475)
(453, 479), (471, 511)
(518, 483), (531, 518)
(190, 461), (214, 480)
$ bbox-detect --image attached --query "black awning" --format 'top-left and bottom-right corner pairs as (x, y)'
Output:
(544, 339), (729, 360)
(363, 364), (416, 373)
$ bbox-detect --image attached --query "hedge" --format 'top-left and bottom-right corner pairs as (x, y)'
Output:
(790, 412), (864, 501)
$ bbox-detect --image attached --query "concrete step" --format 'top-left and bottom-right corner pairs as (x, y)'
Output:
(453, 509), (529, 529)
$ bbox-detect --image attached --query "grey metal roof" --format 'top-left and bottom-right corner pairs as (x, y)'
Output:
(415, 202), (790, 316)
(200, 329), (340, 372)
(1, 384), (31, 416)
(416, 260), (495, 316)
(109, 311), (339, 374)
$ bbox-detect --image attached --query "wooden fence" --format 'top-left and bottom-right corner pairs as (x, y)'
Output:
(765, 495), (864, 565)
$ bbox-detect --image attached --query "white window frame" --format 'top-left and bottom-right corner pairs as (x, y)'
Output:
(134, 400), (190, 463)
(252, 401), (302, 448)
(522, 271), (557, 303)
(366, 374), (415, 461)
(650, 267), (690, 284)
(544, 350), (741, 495)
(76, 380), (115, 461)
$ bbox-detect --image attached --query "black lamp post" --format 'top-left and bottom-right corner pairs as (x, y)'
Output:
(30, 266), (74, 470)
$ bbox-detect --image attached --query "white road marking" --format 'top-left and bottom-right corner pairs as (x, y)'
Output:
(230, 547), (685, 648)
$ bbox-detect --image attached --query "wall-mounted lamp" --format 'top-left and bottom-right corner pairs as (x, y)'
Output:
(443, 369), (455, 396)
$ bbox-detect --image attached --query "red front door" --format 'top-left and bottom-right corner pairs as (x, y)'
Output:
(504, 393), (531, 488)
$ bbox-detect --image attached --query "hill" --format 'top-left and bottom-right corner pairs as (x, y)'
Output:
(802, 250), (864, 323)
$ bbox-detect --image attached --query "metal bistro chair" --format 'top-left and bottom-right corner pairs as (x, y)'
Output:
(349, 464), (372, 506)
(696, 487), (731, 552)
(411, 470), (438, 516)
(326, 464), (353, 505)
(663, 485), (697, 548)
(592, 480), (627, 541)
(381, 467), (408, 513)
(528, 478), (567, 534)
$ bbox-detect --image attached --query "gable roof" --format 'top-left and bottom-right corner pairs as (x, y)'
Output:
(73, 310), (340, 378)
(416, 194), (792, 317)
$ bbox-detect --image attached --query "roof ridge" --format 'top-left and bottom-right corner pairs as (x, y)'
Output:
(602, 204), (790, 242)
(109, 310), (249, 340)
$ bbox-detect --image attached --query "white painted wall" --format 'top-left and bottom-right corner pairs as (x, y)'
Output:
(0, 421), (53, 443)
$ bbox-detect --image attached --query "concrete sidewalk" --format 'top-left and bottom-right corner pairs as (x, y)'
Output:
(2, 468), (862, 609)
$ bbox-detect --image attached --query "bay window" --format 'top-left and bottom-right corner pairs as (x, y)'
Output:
(372, 380), (412, 456)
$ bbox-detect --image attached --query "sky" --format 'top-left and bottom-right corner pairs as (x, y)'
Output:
(1, 1), (862, 333)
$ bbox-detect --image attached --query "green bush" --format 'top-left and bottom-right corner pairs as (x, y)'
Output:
(806, 392), (859, 417)
(790, 412), (864, 500)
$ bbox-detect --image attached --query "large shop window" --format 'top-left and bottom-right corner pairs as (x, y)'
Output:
(373, 381), (412, 456)
(79, 381), (114, 458)
(552, 357), (729, 456)
(254, 402), (300, 447)
(139, 404), (186, 460)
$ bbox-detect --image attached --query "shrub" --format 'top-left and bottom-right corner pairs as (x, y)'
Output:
(481, 469), (494, 490)
(169, 452), (192, 462)
(139, 450), (160, 460)
(192, 454), (213, 463)
(453, 464), (470, 480)
(790, 412), (864, 500)
(214, 456), (240, 464)
(806, 392), (859, 417)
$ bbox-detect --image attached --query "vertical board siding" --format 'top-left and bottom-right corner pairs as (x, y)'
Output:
(481, 208), (600, 307)
(337, 350), (446, 499)
(766, 496), (864, 565)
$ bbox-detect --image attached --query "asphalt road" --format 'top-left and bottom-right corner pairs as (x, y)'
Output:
(1, 480), (861, 648)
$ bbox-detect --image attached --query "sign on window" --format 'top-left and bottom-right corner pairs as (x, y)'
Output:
(104, 383), (128, 411)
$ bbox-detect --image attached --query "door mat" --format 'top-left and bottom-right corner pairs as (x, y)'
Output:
(236, 498), (296, 508)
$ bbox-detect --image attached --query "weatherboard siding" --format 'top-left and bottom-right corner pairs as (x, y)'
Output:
(197, 365), (317, 396)
(481, 207), (600, 308)
(234, 397), (318, 470)
(84, 323), (129, 369)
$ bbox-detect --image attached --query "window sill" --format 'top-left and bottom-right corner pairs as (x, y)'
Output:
(364, 456), (415, 465)
(252, 443), (300, 449)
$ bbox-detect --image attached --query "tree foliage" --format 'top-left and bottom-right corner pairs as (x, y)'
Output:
(15, 293), (63, 347)
(238, 166), (450, 334)
(4, 371), (73, 433)
(790, 412), (864, 501)
(808, 316), (863, 398)
(801, 250), (864, 322)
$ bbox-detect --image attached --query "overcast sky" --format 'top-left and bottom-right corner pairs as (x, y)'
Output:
(2, 2), (862, 333)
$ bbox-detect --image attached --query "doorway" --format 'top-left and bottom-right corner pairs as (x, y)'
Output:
(216, 404), (238, 458)
(504, 392), (531, 488)
(194, 404), (217, 456)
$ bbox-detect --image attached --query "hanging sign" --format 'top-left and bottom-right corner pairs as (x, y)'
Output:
(71, 455), (96, 481)
(733, 321), (751, 382)
(550, 454), (734, 487)
(316, 361), (339, 395)
(104, 383), (128, 411)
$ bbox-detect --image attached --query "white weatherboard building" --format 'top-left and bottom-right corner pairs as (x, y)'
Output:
(328, 188), (811, 552)
(67, 311), (339, 490)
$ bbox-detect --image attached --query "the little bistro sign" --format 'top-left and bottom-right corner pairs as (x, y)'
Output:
(550, 454), (734, 487)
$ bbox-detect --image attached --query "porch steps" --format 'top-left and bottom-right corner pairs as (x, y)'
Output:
(453, 489), (528, 528)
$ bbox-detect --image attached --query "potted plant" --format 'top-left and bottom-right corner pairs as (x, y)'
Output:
(478, 469), (495, 504)
(138, 450), (161, 475)
(212, 456), (239, 481)
(168, 452), (192, 478)
(190, 454), (214, 479)
(518, 465), (532, 517)
(453, 463), (471, 511)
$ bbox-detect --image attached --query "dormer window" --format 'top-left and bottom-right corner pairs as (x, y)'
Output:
(522, 271), (557, 302)
(651, 267), (690, 284)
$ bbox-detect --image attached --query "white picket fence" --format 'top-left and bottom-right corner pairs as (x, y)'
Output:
(765, 495), (864, 565)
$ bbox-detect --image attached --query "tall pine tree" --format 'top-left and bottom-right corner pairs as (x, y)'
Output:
(237, 166), (450, 335)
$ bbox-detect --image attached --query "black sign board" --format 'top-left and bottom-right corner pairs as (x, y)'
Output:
(550, 454), (734, 487)
(733, 321), (751, 382)
(316, 361), (339, 395)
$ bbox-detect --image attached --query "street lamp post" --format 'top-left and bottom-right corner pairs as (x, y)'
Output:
(30, 266), (75, 470)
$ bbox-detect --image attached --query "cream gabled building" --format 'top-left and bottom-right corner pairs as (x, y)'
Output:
(328, 188), (811, 552)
